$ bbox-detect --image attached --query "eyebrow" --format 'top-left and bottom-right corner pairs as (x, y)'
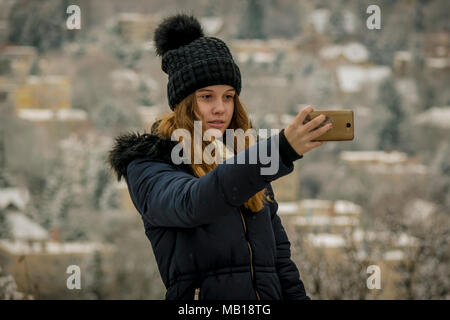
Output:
(196, 88), (236, 93)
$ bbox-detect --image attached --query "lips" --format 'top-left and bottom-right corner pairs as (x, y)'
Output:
(208, 120), (225, 129)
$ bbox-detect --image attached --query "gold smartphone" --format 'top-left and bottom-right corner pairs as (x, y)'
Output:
(303, 110), (354, 141)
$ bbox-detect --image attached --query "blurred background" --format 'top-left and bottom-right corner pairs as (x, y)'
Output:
(0, 0), (448, 299)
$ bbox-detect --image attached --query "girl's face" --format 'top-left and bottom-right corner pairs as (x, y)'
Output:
(194, 85), (235, 135)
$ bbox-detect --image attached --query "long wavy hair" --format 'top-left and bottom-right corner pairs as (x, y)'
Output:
(152, 92), (271, 213)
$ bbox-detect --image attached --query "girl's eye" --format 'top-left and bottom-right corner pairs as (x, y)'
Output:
(226, 95), (233, 99)
(202, 95), (211, 99)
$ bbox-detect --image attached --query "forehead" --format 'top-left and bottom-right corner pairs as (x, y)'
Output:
(196, 85), (235, 93)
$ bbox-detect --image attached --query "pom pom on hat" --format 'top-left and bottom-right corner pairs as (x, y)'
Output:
(154, 13), (204, 57)
(153, 13), (242, 110)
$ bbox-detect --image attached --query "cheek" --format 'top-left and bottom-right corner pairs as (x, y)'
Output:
(195, 103), (208, 120)
(228, 104), (235, 120)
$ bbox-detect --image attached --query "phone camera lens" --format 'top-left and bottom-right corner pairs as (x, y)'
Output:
(346, 123), (351, 128)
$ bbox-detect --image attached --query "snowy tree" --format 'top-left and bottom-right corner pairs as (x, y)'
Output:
(0, 266), (33, 300)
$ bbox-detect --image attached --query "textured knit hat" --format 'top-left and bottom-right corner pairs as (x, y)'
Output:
(153, 13), (242, 111)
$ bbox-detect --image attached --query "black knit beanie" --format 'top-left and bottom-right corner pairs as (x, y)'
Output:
(153, 13), (242, 111)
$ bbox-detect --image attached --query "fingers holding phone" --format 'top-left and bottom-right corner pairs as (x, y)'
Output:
(284, 106), (333, 156)
(284, 106), (354, 156)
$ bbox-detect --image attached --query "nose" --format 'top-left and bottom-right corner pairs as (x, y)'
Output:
(212, 100), (225, 114)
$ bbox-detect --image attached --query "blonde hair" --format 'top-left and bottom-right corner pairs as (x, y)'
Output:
(152, 92), (271, 213)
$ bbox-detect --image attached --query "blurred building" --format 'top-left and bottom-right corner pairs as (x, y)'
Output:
(278, 199), (361, 233)
(340, 150), (428, 176)
(13, 75), (71, 110)
(413, 106), (450, 130)
(230, 38), (298, 71)
(0, 185), (113, 299)
(116, 13), (159, 43)
(335, 65), (391, 94)
(319, 42), (369, 66)
(422, 31), (450, 72)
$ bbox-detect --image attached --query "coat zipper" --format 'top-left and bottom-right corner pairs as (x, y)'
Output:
(194, 287), (200, 300)
(239, 209), (261, 300)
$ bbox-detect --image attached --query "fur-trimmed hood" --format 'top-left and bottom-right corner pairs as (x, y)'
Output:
(108, 131), (192, 182)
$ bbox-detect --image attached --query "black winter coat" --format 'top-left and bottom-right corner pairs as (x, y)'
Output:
(108, 129), (310, 300)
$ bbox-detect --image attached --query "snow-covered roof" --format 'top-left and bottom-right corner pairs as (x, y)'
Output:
(366, 163), (428, 175)
(414, 106), (450, 129)
(394, 51), (412, 62)
(319, 45), (343, 60)
(253, 51), (277, 64)
(279, 199), (362, 217)
(309, 9), (330, 33)
(395, 233), (418, 247)
(5, 212), (49, 241)
(17, 109), (53, 121)
(306, 233), (345, 248)
(200, 16), (223, 35)
(55, 109), (88, 121)
(17, 108), (87, 122)
(340, 151), (408, 164)
(295, 216), (359, 226)
(27, 75), (69, 85)
(425, 57), (450, 69)
(342, 43), (369, 63)
(299, 199), (332, 209)
(0, 239), (113, 255)
(306, 230), (416, 249)
(0, 188), (30, 211)
(383, 250), (404, 261)
(336, 65), (391, 93)
(334, 200), (362, 215)
(277, 201), (299, 215)
(320, 43), (369, 63)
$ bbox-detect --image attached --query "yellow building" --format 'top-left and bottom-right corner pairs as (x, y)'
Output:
(13, 75), (71, 110)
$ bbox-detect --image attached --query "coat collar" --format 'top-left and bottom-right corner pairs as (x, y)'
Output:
(108, 130), (193, 182)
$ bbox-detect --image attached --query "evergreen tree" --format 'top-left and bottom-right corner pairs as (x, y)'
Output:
(7, 0), (74, 53)
(237, 0), (266, 39)
(377, 78), (404, 150)
(0, 208), (10, 239)
(87, 250), (105, 299)
(328, 10), (347, 43)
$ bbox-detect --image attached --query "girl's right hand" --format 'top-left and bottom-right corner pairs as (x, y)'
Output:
(283, 105), (332, 156)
